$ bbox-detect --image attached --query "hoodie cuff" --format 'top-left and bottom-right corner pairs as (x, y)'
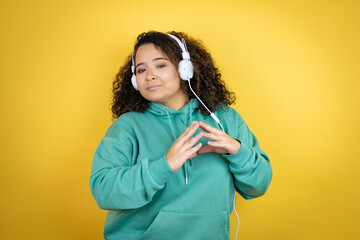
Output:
(148, 155), (175, 186)
(222, 139), (252, 168)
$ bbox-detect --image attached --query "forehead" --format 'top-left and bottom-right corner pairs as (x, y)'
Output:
(135, 43), (168, 62)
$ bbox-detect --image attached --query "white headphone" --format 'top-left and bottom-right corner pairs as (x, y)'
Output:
(131, 33), (194, 90)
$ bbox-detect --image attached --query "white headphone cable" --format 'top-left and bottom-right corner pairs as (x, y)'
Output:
(187, 79), (224, 131)
(233, 187), (240, 239)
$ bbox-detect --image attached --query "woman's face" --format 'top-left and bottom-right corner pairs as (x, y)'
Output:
(134, 43), (189, 110)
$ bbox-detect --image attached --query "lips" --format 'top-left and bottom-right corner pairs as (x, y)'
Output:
(147, 85), (161, 91)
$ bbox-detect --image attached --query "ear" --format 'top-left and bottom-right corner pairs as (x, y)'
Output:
(131, 74), (139, 90)
(178, 60), (194, 81)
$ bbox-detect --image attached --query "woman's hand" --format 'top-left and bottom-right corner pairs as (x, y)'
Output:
(197, 121), (240, 155)
(166, 121), (204, 172)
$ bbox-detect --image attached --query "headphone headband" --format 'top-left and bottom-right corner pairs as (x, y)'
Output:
(164, 33), (191, 60)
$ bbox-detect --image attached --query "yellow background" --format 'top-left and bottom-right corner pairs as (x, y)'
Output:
(1, 0), (359, 239)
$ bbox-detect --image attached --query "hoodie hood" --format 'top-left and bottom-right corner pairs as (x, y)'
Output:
(147, 98), (199, 118)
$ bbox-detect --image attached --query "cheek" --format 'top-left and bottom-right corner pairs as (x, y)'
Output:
(166, 69), (182, 85)
(136, 76), (145, 88)
(171, 68), (180, 79)
(136, 78), (147, 95)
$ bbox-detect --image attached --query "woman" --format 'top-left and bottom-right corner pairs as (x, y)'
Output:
(90, 31), (272, 240)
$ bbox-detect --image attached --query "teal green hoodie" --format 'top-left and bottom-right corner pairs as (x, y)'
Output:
(90, 99), (272, 240)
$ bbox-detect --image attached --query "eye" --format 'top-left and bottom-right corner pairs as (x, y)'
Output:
(137, 68), (146, 74)
(156, 64), (166, 69)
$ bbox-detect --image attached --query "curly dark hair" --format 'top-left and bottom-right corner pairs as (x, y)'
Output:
(111, 31), (236, 118)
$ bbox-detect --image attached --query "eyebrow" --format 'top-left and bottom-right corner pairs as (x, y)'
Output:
(135, 57), (168, 69)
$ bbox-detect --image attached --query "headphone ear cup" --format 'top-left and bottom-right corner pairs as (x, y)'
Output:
(178, 60), (194, 81)
(131, 74), (139, 90)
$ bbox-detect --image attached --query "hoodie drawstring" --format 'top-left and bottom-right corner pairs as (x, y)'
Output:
(164, 107), (177, 141)
(164, 107), (189, 185)
(189, 101), (193, 167)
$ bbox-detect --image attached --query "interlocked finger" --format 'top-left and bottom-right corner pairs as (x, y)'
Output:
(177, 121), (200, 145)
(199, 121), (224, 134)
(207, 140), (224, 147)
(185, 131), (204, 148)
(185, 142), (202, 156)
(203, 132), (223, 141)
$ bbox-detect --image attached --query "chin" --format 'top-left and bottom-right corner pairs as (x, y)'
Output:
(143, 95), (166, 103)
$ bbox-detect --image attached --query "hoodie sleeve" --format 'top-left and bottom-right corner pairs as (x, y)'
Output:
(222, 108), (272, 200)
(89, 115), (175, 210)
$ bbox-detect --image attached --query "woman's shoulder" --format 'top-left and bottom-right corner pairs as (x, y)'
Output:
(113, 111), (145, 124)
(105, 112), (138, 138)
(215, 104), (244, 121)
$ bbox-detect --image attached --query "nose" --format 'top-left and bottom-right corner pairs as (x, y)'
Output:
(145, 68), (156, 81)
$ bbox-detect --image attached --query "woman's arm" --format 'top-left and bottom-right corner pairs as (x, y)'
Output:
(90, 117), (204, 210)
(90, 135), (175, 210)
(89, 115), (177, 210)
(198, 109), (272, 200)
(224, 119), (272, 199)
